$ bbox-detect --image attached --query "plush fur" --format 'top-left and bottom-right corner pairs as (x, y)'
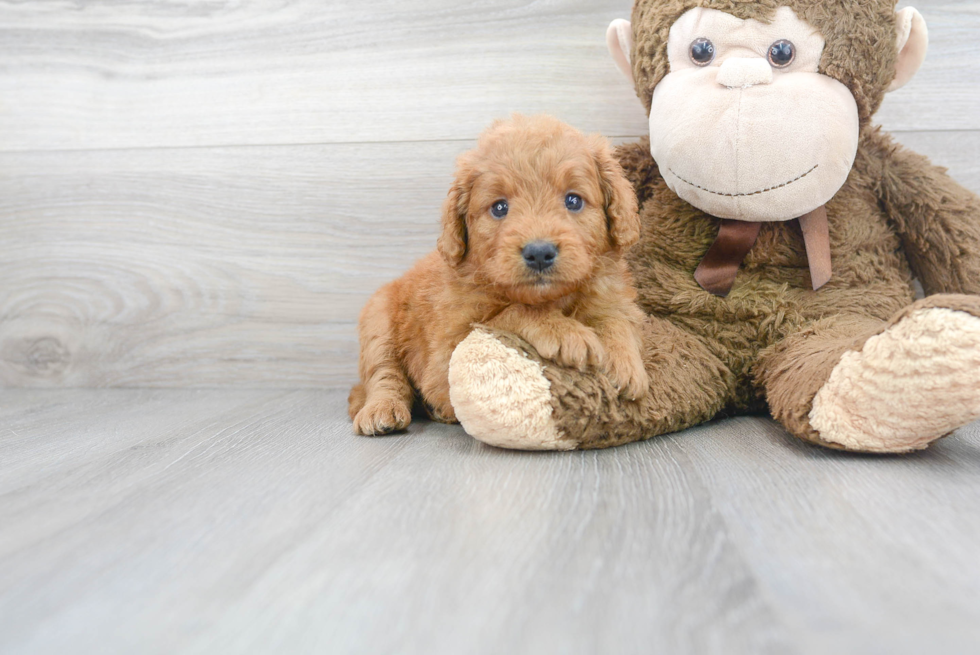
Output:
(349, 115), (648, 436)
(630, 0), (898, 124)
(447, 0), (980, 453)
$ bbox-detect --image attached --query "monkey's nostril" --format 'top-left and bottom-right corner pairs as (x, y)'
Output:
(522, 241), (558, 272)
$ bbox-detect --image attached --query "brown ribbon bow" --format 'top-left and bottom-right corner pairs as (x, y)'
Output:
(694, 206), (831, 297)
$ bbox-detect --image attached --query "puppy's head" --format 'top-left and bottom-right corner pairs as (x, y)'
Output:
(438, 114), (640, 304)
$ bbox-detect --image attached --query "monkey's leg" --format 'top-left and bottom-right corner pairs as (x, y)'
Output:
(350, 289), (414, 436)
(447, 315), (735, 450)
(758, 295), (980, 453)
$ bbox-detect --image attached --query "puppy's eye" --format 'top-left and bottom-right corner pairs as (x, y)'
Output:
(490, 199), (508, 219)
(768, 40), (795, 68)
(565, 193), (584, 212)
(690, 38), (715, 66)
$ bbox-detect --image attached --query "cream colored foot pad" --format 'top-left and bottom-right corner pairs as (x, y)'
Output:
(448, 329), (573, 451)
(811, 308), (980, 453)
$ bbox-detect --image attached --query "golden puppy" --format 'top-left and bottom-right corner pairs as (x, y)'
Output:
(349, 114), (648, 436)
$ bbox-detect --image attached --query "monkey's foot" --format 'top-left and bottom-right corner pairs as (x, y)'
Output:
(810, 307), (980, 453)
(448, 329), (574, 451)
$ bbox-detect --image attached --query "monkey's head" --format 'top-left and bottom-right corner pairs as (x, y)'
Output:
(607, 1), (928, 222)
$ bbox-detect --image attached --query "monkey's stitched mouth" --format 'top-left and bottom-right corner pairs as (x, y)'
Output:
(669, 164), (819, 198)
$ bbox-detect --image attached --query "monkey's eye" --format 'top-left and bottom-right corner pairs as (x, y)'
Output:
(565, 193), (584, 212)
(689, 38), (715, 66)
(490, 199), (509, 219)
(768, 40), (796, 68)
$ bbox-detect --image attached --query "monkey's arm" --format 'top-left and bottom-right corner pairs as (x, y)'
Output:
(872, 130), (980, 296)
(613, 137), (661, 207)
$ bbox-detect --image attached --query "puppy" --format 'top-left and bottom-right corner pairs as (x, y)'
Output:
(349, 114), (649, 436)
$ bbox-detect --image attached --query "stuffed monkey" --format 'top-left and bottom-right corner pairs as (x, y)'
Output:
(446, 0), (980, 453)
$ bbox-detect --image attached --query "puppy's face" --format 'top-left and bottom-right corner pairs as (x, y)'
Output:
(438, 115), (639, 305)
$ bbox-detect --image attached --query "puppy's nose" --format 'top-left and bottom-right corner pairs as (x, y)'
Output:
(522, 241), (558, 272)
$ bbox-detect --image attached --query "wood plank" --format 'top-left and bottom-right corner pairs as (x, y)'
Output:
(0, 0), (643, 152)
(0, 140), (462, 387)
(0, 0), (977, 152)
(1, 130), (977, 388)
(675, 415), (980, 654)
(0, 388), (795, 655)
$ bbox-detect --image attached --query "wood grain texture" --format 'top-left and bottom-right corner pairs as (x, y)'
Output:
(0, 0), (643, 151)
(1, 131), (977, 387)
(677, 417), (980, 654)
(0, 140), (461, 387)
(0, 0), (977, 152)
(1, 389), (979, 654)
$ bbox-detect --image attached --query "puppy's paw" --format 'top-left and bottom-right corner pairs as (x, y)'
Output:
(348, 383), (367, 420)
(606, 350), (650, 400)
(525, 331), (560, 362)
(554, 324), (606, 371)
(353, 397), (412, 436)
(426, 400), (458, 424)
(515, 316), (605, 371)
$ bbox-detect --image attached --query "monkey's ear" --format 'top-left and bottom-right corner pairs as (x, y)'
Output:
(606, 19), (634, 85)
(593, 137), (640, 253)
(888, 7), (928, 92)
(437, 172), (469, 267)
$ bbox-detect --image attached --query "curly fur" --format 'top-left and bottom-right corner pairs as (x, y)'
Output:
(349, 115), (649, 436)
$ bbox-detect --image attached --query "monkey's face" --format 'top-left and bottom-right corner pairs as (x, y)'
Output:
(649, 7), (859, 222)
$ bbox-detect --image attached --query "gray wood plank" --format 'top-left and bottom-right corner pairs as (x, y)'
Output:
(1, 130), (977, 388)
(0, 0), (976, 152)
(0, 388), (275, 493)
(0, 140), (463, 387)
(0, 389), (796, 655)
(676, 416), (980, 655)
(0, 0), (643, 152)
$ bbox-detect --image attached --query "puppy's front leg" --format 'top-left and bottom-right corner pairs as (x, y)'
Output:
(487, 304), (606, 371)
(351, 288), (414, 436)
(416, 350), (458, 424)
(593, 310), (649, 400)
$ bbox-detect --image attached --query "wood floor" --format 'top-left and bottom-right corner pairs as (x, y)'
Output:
(2, 389), (980, 655)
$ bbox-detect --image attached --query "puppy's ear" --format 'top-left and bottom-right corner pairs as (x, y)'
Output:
(592, 137), (640, 253)
(437, 163), (470, 267)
